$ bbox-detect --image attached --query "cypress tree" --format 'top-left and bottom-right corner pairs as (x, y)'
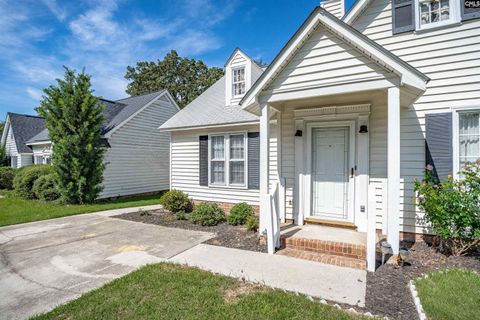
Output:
(37, 68), (106, 204)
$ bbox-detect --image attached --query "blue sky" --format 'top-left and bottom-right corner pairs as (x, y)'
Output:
(0, 0), (356, 120)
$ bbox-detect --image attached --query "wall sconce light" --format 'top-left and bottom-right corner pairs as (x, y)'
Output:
(294, 130), (303, 137)
(359, 125), (368, 133)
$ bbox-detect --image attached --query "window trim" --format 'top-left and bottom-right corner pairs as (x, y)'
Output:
(232, 67), (246, 98)
(415, 0), (460, 31)
(452, 106), (480, 180)
(208, 132), (248, 189)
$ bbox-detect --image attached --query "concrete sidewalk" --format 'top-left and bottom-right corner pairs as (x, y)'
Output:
(169, 244), (366, 306)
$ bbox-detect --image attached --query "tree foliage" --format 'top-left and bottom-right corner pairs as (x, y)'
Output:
(125, 50), (224, 108)
(37, 68), (106, 204)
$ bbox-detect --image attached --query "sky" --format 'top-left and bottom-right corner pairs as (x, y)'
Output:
(0, 0), (357, 120)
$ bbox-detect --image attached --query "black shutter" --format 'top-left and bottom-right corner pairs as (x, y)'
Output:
(392, 0), (415, 34)
(461, 0), (480, 21)
(248, 132), (260, 189)
(425, 113), (453, 183)
(199, 135), (208, 186)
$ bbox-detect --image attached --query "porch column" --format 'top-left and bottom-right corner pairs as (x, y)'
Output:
(387, 86), (400, 255)
(259, 103), (272, 252)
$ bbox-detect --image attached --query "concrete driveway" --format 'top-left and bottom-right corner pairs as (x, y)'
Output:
(0, 211), (213, 320)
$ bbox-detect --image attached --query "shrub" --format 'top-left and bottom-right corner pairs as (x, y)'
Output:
(245, 215), (259, 232)
(13, 165), (52, 199)
(32, 174), (60, 201)
(160, 189), (191, 213)
(175, 210), (187, 220)
(414, 162), (480, 256)
(227, 202), (255, 225)
(0, 167), (15, 190)
(190, 202), (225, 226)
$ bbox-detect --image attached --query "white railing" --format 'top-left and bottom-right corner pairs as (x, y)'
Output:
(266, 179), (283, 254)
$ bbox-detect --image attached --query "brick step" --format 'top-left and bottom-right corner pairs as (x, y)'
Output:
(282, 236), (366, 260)
(277, 248), (366, 270)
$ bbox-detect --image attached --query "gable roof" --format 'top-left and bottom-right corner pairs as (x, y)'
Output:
(159, 76), (258, 131)
(6, 113), (46, 153)
(26, 90), (173, 145)
(224, 48), (264, 70)
(343, 0), (371, 24)
(240, 6), (429, 112)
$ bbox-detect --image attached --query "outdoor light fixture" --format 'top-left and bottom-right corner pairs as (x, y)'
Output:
(295, 130), (303, 137)
(399, 248), (410, 267)
(380, 240), (392, 265)
(359, 125), (368, 133)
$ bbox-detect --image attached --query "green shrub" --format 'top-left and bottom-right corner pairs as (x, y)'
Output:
(32, 174), (60, 201)
(0, 167), (15, 190)
(190, 202), (225, 226)
(245, 215), (259, 232)
(175, 210), (187, 220)
(227, 202), (255, 225)
(160, 189), (191, 213)
(13, 165), (52, 199)
(414, 161), (480, 256)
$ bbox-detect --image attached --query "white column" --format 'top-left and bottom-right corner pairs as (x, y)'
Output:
(294, 119), (304, 225)
(387, 86), (400, 255)
(259, 103), (271, 249)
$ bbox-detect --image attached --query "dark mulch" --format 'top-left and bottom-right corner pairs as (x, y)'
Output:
(116, 209), (267, 253)
(366, 241), (480, 320)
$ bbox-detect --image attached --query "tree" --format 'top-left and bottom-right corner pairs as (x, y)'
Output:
(37, 68), (106, 204)
(0, 121), (9, 166)
(125, 50), (224, 108)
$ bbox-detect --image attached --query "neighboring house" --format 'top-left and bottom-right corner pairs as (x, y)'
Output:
(1, 90), (179, 198)
(1, 113), (46, 168)
(160, 0), (480, 269)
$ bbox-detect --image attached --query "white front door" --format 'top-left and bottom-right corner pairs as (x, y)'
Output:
(311, 126), (351, 220)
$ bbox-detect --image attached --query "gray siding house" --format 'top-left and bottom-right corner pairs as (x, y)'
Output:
(1, 90), (179, 199)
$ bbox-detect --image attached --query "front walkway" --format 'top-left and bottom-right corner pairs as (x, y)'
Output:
(169, 243), (366, 306)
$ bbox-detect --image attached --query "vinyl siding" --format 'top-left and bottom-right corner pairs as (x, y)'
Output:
(170, 121), (278, 206)
(351, 0), (480, 233)
(321, 0), (344, 19)
(4, 125), (18, 158)
(100, 97), (178, 198)
(266, 24), (395, 93)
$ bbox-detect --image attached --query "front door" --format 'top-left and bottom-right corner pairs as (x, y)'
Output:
(311, 126), (351, 221)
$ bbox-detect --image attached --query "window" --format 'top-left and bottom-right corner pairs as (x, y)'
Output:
(458, 111), (480, 167)
(419, 0), (451, 25)
(209, 133), (247, 187)
(232, 68), (245, 96)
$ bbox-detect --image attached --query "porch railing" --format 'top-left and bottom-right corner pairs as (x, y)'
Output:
(266, 178), (284, 254)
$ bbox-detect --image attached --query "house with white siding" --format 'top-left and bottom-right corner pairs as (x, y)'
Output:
(160, 0), (480, 271)
(1, 90), (179, 199)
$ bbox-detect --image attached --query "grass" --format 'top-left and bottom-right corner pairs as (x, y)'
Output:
(414, 268), (480, 320)
(32, 263), (366, 320)
(0, 190), (162, 227)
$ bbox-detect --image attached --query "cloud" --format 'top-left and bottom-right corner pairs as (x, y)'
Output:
(42, 0), (67, 21)
(169, 29), (221, 56)
(26, 87), (43, 101)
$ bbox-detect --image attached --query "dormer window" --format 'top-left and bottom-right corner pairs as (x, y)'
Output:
(232, 67), (245, 97)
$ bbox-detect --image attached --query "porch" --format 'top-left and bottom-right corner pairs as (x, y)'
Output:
(256, 86), (419, 272)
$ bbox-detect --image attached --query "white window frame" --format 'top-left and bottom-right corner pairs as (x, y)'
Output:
(208, 132), (248, 188)
(452, 106), (480, 180)
(232, 67), (246, 98)
(415, 0), (460, 31)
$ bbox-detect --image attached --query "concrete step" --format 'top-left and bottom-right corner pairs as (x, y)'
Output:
(277, 247), (366, 270)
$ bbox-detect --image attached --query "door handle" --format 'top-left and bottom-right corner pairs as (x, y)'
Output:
(351, 167), (354, 178)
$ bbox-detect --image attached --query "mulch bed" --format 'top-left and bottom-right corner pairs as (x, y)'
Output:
(116, 209), (267, 253)
(366, 241), (480, 320)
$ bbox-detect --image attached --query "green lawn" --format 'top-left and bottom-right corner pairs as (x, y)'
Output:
(32, 263), (366, 320)
(0, 190), (162, 227)
(415, 269), (480, 320)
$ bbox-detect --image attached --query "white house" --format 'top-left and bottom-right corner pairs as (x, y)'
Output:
(2, 90), (179, 199)
(160, 0), (480, 271)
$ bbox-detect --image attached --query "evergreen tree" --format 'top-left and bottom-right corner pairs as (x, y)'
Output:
(37, 68), (105, 204)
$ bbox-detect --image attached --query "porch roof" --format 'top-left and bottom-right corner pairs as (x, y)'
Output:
(240, 6), (429, 115)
